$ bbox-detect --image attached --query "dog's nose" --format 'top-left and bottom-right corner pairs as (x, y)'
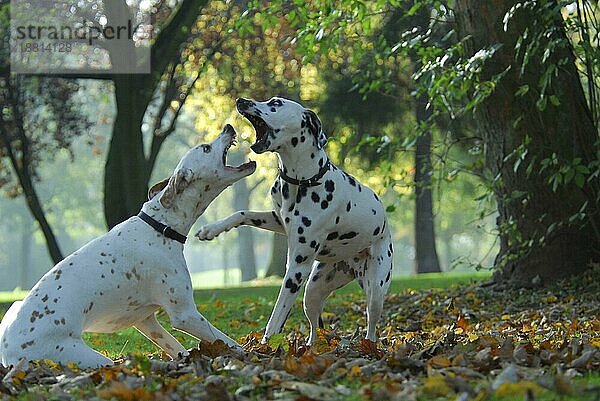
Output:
(222, 124), (235, 135)
(236, 98), (253, 110)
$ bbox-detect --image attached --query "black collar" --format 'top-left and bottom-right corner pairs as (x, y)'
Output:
(137, 211), (187, 244)
(278, 160), (330, 187)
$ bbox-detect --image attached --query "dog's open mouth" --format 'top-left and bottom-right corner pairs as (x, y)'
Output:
(239, 112), (270, 152)
(222, 125), (257, 172)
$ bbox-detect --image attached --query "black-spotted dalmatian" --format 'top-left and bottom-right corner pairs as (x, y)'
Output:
(196, 97), (394, 345)
(0, 125), (253, 368)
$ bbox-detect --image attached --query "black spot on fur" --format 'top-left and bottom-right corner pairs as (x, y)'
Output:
(321, 200), (329, 209)
(326, 232), (338, 240)
(271, 211), (282, 226)
(282, 183), (289, 199)
(295, 255), (306, 263)
(346, 202), (351, 212)
(299, 236), (306, 243)
(373, 227), (380, 236)
(285, 278), (300, 293)
(324, 180), (335, 192)
(302, 216), (312, 227)
(339, 231), (358, 240)
(296, 186), (308, 203)
(311, 192), (320, 203)
(291, 137), (298, 147)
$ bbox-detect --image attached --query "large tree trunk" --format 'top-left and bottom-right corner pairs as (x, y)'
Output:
(103, 76), (150, 228)
(265, 233), (287, 277)
(454, 0), (599, 286)
(414, 93), (442, 274)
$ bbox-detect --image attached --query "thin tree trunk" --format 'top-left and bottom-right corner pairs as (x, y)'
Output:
(266, 233), (287, 277)
(20, 211), (32, 289)
(414, 93), (442, 274)
(0, 123), (64, 264)
(231, 150), (257, 281)
(410, 3), (441, 274)
(454, 0), (600, 285)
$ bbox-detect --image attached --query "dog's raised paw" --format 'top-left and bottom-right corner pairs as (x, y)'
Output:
(195, 225), (225, 240)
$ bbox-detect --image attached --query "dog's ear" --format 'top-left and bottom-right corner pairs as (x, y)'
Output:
(148, 178), (170, 200)
(304, 109), (328, 149)
(159, 169), (192, 208)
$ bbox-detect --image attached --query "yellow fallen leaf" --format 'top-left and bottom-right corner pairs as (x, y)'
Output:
(468, 333), (479, 342)
(495, 381), (544, 397)
(11, 370), (26, 386)
(66, 361), (80, 372)
(428, 355), (451, 368)
(348, 365), (362, 377)
(423, 376), (452, 397)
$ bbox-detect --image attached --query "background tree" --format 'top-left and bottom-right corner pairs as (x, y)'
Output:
(249, 0), (600, 285)
(451, 0), (599, 285)
(0, 73), (90, 264)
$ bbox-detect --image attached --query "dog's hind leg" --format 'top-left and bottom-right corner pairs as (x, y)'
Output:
(135, 312), (186, 359)
(50, 338), (114, 368)
(362, 230), (393, 342)
(303, 261), (355, 345)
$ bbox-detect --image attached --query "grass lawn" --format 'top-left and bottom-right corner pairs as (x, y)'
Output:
(1, 269), (598, 401)
(0, 271), (491, 358)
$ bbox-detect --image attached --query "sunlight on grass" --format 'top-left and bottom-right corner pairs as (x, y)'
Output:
(0, 271), (492, 360)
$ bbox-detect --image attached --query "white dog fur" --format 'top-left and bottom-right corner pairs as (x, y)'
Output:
(0, 125), (255, 368)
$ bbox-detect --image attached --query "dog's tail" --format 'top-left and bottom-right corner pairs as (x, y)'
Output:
(0, 301), (23, 342)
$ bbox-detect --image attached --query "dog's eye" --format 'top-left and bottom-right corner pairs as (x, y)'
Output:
(202, 145), (211, 153)
(267, 99), (283, 107)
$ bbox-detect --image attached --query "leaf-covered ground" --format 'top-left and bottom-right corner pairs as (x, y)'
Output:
(0, 270), (598, 401)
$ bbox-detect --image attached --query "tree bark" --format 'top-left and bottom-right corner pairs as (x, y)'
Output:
(265, 233), (287, 277)
(103, 76), (151, 227)
(414, 93), (442, 274)
(454, 0), (599, 286)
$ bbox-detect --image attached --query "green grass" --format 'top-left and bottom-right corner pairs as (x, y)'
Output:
(0, 271), (490, 359)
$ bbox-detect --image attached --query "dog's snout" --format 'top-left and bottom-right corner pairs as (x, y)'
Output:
(236, 98), (253, 110)
(222, 124), (235, 135)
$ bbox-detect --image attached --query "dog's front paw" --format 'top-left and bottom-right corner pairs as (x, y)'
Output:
(195, 224), (227, 241)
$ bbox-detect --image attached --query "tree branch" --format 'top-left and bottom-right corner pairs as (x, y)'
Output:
(150, 0), (209, 86)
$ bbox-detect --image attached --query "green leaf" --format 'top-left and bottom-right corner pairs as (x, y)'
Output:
(268, 333), (289, 351)
(515, 85), (529, 97)
(549, 95), (560, 106)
